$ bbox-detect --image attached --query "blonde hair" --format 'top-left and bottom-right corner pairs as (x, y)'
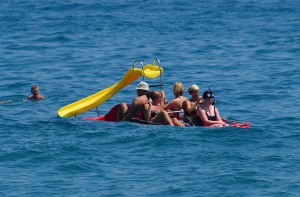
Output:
(188, 84), (200, 95)
(173, 82), (184, 97)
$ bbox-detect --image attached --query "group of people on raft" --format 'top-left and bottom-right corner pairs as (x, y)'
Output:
(116, 81), (229, 127)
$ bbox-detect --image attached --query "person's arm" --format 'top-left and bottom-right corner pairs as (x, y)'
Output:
(160, 90), (167, 106)
(163, 99), (175, 111)
(197, 108), (224, 126)
(184, 100), (197, 116)
(143, 99), (152, 121)
(186, 96), (203, 115)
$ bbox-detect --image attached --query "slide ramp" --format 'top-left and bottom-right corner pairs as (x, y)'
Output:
(57, 64), (163, 117)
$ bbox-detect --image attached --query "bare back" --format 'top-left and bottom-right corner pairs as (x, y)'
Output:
(163, 96), (187, 111)
(122, 95), (149, 121)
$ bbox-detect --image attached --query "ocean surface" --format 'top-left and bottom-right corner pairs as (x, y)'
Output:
(1, 0), (300, 196)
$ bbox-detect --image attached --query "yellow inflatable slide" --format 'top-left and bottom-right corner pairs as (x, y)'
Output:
(57, 64), (163, 117)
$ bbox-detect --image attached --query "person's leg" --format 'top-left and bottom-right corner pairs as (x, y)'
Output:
(152, 111), (174, 125)
(122, 104), (146, 121)
(208, 123), (223, 128)
(171, 118), (185, 126)
(117, 102), (128, 121)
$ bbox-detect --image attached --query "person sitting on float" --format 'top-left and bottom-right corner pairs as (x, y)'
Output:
(196, 90), (228, 127)
(163, 82), (187, 119)
(117, 81), (150, 121)
(143, 90), (184, 126)
(181, 84), (203, 126)
(182, 84), (202, 115)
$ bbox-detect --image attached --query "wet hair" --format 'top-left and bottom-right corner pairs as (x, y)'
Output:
(173, 82), (184, 97)
(31, 85), (38, 91)
(188, 84), (200, 95)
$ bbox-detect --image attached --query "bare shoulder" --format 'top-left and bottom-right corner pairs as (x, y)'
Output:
(133, 95), (148, 105)
(185, 99), (192, 104)
(132, 97), (139, 105)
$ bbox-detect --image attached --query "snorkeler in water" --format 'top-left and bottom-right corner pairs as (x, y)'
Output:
(28, 85), (46, 100)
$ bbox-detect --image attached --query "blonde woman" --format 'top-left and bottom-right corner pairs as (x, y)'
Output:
(163, 82), (187, 112)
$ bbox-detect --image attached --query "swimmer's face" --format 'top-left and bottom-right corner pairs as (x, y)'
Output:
(31, 88), (39, 95)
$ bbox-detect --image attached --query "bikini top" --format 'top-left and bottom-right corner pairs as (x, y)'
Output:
(193, 106), (217, 126)
(205, 106), (216, 121)
(151, 111), (159, 118)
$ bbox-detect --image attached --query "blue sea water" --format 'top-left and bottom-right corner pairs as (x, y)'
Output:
(1, 0), (300, 196)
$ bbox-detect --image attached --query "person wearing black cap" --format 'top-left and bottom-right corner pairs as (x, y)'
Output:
(196, 90), (228, 127)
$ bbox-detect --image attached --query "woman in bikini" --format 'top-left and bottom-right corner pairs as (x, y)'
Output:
(143, 90), (184, 126)
(197, 90), (228, 127)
